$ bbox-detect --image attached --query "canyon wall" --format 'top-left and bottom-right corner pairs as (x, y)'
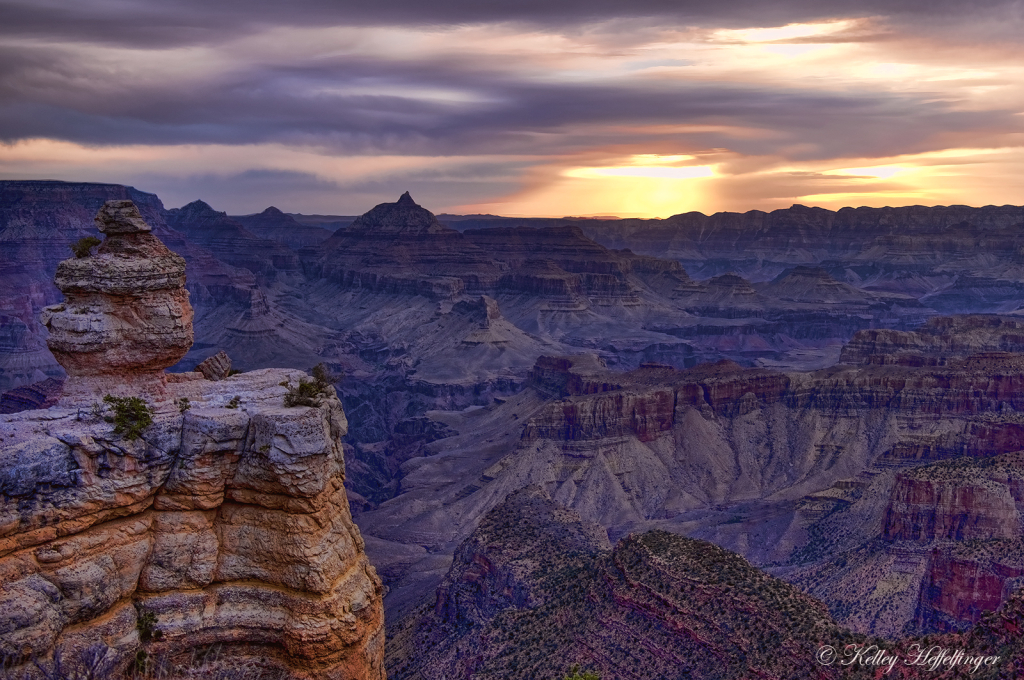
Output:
(0, 201), (384, 679)
(362, 317), (1024, 639)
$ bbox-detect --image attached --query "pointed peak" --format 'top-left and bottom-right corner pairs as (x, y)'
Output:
(346, 192), (453, 235)
(261, 206), (284, 216)
(184, 199), (213, 210)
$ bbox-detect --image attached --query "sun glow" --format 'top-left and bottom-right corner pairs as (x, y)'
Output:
(714, 20), (861, 44)
(565, 166), (714, 180)
(3, 9), (1023, 215)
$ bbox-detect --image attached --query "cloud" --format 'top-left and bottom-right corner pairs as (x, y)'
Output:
(0, 0), (1021, 215)
(2, 0), (1018, 45)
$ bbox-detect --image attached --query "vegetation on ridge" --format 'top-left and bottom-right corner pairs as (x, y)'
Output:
(283, 363), (340, 407)
(560, 665), (600, 680)
(103, 394), (154, 440)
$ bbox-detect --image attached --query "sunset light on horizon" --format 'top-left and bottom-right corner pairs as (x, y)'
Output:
(0, 1), (1021, 217)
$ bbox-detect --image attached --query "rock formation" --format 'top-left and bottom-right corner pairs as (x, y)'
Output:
(164, 200), (300, 280)
(306, 193), (498, 298)
(0, 182), (174, 391)
(195, 350), (232, 381)
(389, 487), (852, 680)
(40, 200), (194, 398)
(232, 206), (333, 251)
(0, 377), (64, 414)
(840, 314), (1024, 366)
(356, 315), (1024, 640)
(0, 202), (385, 679)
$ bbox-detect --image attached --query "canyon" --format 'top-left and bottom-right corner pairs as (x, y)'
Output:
(4, 181), (1024, 677)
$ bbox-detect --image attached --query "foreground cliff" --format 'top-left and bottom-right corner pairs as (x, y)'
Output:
(0, 201), (384, 679)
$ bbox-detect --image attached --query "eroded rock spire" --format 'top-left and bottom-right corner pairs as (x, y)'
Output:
(41, 199), (193, 395)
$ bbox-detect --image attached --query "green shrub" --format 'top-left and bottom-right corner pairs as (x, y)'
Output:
(176, 397), (191, 413)
(136, 610), (163, 643)
(561, 665), (600, 680)
(70, 235), (102, 258)
(103, 395), (153, 440)
(283, 363), (341, 407)
(311, 362), (341, 389)
(226, 395), (241, 409)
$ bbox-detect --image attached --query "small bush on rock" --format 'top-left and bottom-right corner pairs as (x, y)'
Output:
(70, 235), (102, 258)
(283, 363), (340, 407)
(103, 395), (154, 440)
(561, 665), (600, 680)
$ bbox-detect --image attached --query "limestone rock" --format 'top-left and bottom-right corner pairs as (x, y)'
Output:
(40, 200), (193, 387)
(195, 350), (231, 380)
(2, 199), (384, 678)
(0, 369), (385, 680)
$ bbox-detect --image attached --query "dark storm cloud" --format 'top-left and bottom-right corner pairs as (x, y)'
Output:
(1, 0), (1017, 46)
(1, 0), (1019, 158)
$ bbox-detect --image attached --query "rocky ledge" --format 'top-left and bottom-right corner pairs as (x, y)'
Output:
(0, 201), (384, 679)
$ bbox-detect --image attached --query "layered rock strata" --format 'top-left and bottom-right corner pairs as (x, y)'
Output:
(361, 315), (1024, 639)
(164, 200), (300, 280)
(40, 200), (194, 397)
(0, 371), (385, 680)
(883, 454), (1024, 632)
(0, 204), (384, 680)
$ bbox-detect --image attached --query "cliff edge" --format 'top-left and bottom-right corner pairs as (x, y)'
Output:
(0, 201), (385, 679)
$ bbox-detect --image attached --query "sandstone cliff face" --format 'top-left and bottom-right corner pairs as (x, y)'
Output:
(0, 203), (384, 680)
(883, 458), (1024, 542)
(0, 371), (385, 679)
(874, 454), (1024, 633)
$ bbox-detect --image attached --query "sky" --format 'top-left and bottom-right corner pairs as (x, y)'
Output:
(0, 0), (1022, 218)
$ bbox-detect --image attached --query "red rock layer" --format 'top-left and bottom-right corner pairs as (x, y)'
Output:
(390, 488), (853, 680)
